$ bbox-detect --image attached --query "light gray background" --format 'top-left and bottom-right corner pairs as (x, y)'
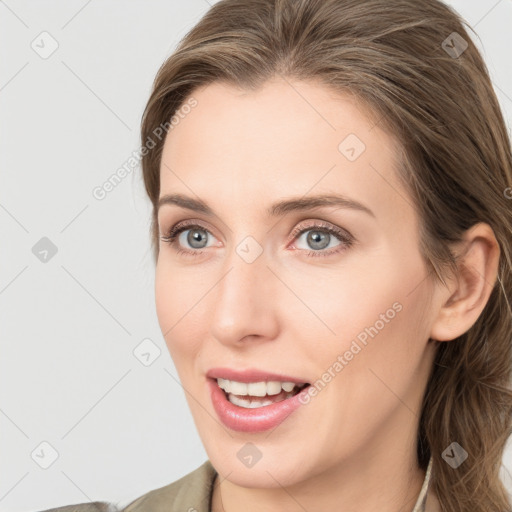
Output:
(1, 1), (511, 510)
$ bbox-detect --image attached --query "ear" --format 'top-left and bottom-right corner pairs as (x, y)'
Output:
(429, 222), (500, 342)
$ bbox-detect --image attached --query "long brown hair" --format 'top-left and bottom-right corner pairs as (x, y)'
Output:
(139, 1), (512, 510)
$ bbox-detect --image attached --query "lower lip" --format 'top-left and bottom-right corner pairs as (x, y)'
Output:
(208, 378), (310, 433)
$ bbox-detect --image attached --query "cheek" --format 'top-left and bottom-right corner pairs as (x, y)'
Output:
(293, 247), (430, 373)
(294, 257), (432, 447)
(155, 262), (176, 337)
(155, 262), (206, 364)
(337, 267), (431, 403)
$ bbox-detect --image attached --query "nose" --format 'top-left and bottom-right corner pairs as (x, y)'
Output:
(209, 243), (280, 346)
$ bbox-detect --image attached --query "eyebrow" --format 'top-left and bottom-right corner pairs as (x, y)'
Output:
(157, 193), (375, 218)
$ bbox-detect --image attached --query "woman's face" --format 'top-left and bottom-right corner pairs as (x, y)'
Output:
(155, 78), (441, 487)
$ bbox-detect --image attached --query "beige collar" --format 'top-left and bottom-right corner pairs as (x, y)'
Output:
(411, 456), (441, 512)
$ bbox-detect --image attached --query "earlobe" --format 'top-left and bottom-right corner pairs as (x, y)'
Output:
(429, 222), (500, 342)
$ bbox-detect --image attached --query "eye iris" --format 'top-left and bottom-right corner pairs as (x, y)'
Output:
(307, 230), (330, 250)
(188, 228), (208, 249)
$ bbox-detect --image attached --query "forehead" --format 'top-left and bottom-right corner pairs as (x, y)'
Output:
(159, 78), (410, 223)
(163, 78), (390, 157)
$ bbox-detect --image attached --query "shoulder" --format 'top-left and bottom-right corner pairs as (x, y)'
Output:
(32, 460), (217, 512)
(122, 459), (217, 512)
(35, 502), (118, 512)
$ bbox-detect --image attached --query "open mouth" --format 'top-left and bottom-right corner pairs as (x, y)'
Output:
(215, 379), (311, 409)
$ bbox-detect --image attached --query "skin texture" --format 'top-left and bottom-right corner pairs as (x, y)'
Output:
(154, 78), (500, 512)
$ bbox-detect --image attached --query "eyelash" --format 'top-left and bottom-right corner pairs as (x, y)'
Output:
(160, 220), (354, 258)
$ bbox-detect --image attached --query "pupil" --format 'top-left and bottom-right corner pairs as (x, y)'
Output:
(308, 231), (329, 250)
(189, 229), (207, 248)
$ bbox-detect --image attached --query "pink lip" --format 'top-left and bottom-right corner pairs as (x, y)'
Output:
(206, 367), (309, 384)
(207, 377), (311, 433)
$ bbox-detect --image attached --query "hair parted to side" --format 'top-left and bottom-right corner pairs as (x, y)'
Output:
(139, 1), (512, 510)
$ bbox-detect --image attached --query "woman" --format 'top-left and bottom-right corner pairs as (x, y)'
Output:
(38, 0), (512, 511)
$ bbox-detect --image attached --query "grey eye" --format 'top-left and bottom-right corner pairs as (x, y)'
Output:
(296, 229), (342, 251)
(306, 230), (330, 250)
(181, 228), (210, 249)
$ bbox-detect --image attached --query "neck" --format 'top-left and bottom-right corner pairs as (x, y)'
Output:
(211, 447), (426, 512)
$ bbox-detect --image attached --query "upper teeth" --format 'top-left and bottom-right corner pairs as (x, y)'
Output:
(217, 378), (303, 396)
